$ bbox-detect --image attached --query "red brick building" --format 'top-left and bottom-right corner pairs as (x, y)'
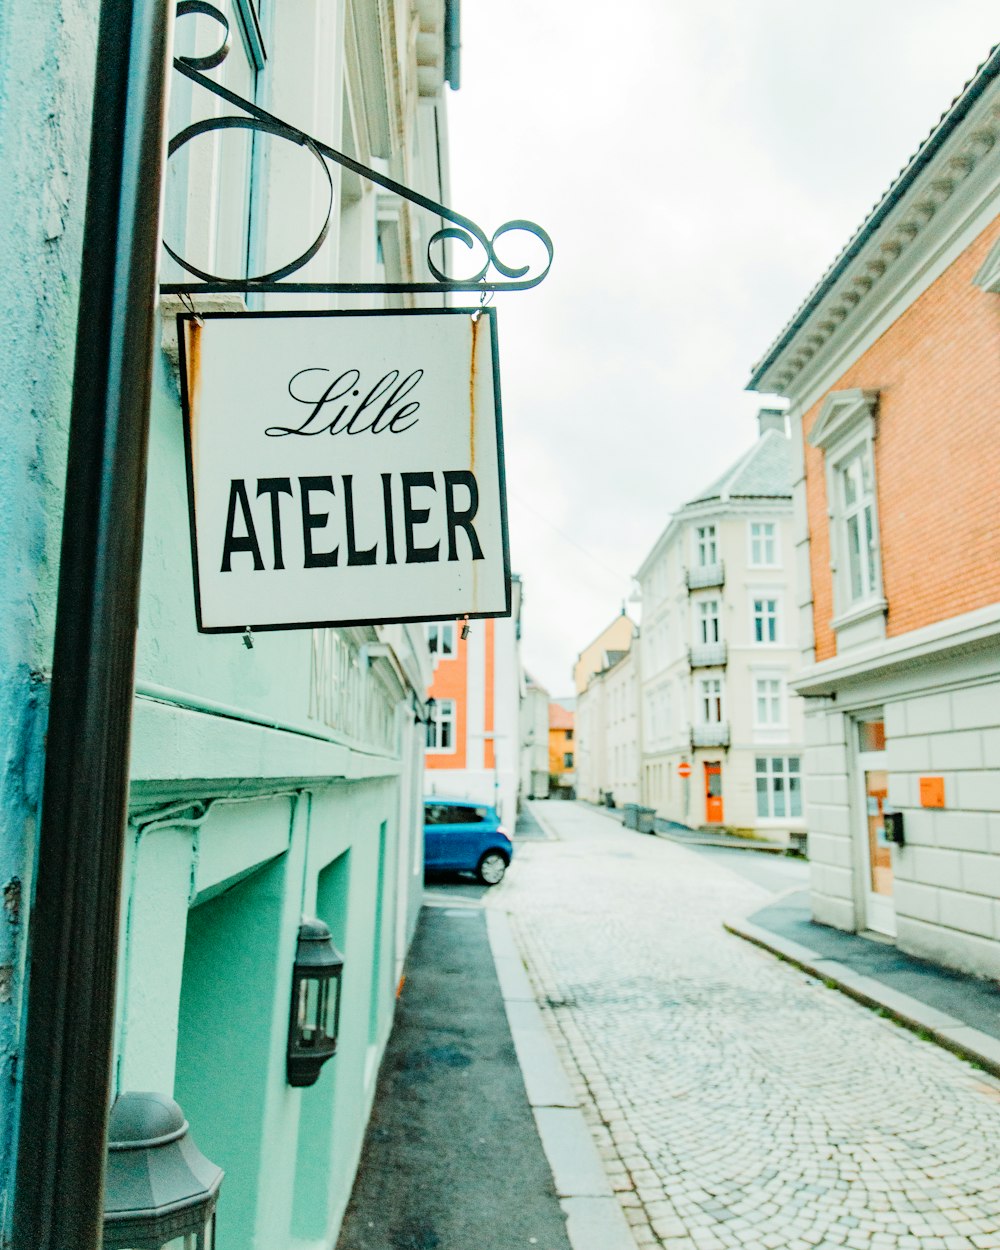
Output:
(749, 47), (1000, 975)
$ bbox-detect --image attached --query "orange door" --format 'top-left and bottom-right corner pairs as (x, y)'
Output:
(705, 762), (724, 823)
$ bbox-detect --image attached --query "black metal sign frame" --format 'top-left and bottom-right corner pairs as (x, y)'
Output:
(162, 1), (553, 297)
(176, 305), (512, 632)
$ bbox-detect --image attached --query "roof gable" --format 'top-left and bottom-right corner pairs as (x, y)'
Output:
(685, 430), (792, 507)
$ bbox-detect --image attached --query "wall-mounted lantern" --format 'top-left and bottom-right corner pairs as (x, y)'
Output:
(287, 917), (345, 1087)
(414, 695), (436, 726)
(103, 1091), (223, 1250)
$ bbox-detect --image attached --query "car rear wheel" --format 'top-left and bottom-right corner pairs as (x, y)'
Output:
(477, 851), (508, 886)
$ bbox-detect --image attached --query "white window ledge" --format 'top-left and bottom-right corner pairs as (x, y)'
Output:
(830, 596), (888, 633)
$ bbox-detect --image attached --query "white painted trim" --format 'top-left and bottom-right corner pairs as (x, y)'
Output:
(855, 737), (895, 938)
(752, 92), (1000, 403)
(748, 588), (784, 646)
(829, 597), (889, 634)
(747, 518), (782, 570)
(818, 411), (886, 634)
(751, 673), (788, 731)
(791, 599), (1000, 696)
(774, 170), (1000, 408)
(807, 389), (878, 451)
(425, 696), (457, 754)
(973, 236), (1000, 291)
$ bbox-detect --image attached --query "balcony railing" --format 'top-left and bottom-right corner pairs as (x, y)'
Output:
(691, 722), (730, 749)
(685, 561), (725, 591)
(688, 641), (728, 668)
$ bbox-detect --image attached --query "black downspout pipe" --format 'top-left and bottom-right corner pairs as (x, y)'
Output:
(12, 0), (171, 1245)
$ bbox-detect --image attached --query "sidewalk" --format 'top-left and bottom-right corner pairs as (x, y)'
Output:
(728, 888), (1000, 1076)
(580, 799), (788, 854)
(336, 902), (635, 1250)
(516, 802), (554, 840)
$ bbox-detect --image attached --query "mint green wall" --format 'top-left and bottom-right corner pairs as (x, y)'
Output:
(135, 344), (378, 747)
(174, 848), (293, 1250)
(117, 775), (409, 1250)
(291, 848), (351, 1241)
(119, 331), (419, 1250)
(0, 0), (98, 1218)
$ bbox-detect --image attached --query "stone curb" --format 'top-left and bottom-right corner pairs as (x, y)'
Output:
(525, 801), (562, 841)
(577, 801), (788, 855)
(486, 910), (640, 1250)
(656, 831), (787, 855)
(726, 916), (1000, 1079)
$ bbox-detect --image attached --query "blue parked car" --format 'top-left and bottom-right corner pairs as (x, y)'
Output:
(423, 797), (513, 885)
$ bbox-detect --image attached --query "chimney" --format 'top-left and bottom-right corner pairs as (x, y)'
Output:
(757, 407), (787, 438)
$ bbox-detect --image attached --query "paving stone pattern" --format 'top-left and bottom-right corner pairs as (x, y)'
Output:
(497, 802), (1000, 1250)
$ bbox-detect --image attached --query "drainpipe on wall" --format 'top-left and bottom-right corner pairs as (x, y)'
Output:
(12, 0), (171, 1245)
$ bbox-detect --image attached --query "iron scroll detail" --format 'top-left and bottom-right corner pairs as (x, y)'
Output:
(162, 2), (553, 296)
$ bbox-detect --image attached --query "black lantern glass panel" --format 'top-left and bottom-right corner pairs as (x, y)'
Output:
(103, 1091), (223, 1250)
(287, 917), (345, 1087)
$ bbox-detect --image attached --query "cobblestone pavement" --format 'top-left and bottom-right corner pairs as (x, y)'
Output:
(494, 801), (1000, 1250)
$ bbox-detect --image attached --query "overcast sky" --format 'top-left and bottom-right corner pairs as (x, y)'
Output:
(446, 3), (998, 697)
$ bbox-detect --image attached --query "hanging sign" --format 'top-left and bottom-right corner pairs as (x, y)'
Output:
(179, 307), (510, 631)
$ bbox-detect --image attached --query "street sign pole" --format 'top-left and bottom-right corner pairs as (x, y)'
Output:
(678, 759), (692, 824)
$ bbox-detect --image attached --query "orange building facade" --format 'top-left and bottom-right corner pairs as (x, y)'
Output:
(423, 579), (522, 823)
(548, 702), (575, 796)
(749, 48), (1000, 977)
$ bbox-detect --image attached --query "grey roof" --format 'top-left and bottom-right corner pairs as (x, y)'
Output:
(685, 429), (791, 507)
(748, 43), (1000, 389)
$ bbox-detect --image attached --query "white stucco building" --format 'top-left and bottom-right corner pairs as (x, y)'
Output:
(636, 415), (806, 843)
(520, 673), (551, 800)
(575, 631), (640, 808)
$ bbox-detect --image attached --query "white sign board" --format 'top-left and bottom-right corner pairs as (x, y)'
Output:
(179, 308), (510, 631)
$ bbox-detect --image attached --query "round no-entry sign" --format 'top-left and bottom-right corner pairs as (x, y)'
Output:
(677, 761), (692, 779)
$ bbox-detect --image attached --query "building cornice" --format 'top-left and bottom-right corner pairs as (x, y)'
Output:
(636, 496), (793, 581)
(790, 601), (1000, 697)
(973, 236), (1000, 290)
(749, 47), (1000, 398)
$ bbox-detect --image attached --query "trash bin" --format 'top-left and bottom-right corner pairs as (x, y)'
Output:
(603, 791), (615, 809)
(636, 806), (657, 835)
(622, 802), (639, 829)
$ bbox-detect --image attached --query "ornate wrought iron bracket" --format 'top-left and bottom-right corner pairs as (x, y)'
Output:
(160, 1), (553, 296)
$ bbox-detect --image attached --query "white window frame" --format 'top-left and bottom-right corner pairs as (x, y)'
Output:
(751, 594), (781, 645)
(836, 446), (879, 601)
(695, 525), (717, 567)
(696, 598), (721, 645)
(699, 677), (724, 726)
(807, 389), (886, 639)
(748, 520), (779, 568)
(426, 699), (456, 753)
(752, 675), (786, 728)
(755, 755), (803, 821)
(164, 0), (266, 285)
(428, 622), (456, 659)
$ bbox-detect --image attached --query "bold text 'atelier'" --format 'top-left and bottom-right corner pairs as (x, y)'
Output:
(219, 470), (486, 572)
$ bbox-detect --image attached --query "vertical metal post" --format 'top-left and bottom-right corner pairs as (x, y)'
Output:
(12, 0), (171, 1244)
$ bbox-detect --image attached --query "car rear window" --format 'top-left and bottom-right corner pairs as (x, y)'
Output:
(424, 804), (487, 824)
